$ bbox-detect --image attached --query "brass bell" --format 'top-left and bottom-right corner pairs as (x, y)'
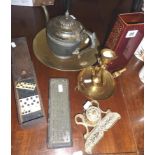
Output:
(77, 48), (117, 100)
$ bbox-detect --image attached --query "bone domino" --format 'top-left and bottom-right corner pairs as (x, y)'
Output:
(16, 82), (36, 90)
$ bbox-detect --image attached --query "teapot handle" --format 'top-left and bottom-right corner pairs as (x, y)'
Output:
(41, 5), (49, 24)
(83, 30), (96, 48)
(75, 30), (98, 58)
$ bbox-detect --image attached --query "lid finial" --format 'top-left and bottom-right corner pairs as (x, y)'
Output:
(65, 10), (69, 17)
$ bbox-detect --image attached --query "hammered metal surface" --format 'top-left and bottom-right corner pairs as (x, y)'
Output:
(47, 12), (83, 41)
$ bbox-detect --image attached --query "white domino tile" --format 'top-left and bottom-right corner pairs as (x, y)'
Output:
(16, 82), (36, 90)
(19, 95), (41, 115)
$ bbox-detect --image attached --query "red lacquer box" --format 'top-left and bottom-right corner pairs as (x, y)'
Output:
(105, 12), (144, 72)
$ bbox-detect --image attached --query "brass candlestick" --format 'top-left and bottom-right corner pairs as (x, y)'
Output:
(77, 48), (117, 100)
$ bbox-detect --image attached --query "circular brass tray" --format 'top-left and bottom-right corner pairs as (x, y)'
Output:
(33, 29), (99, 71)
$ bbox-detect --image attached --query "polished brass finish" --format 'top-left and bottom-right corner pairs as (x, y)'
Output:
(113, 68), (127, 78)
(100, 48), (117, 66)
(33, 29), (99, 71)
(78, 66), (115, 100)
(77, 49), (117, 100)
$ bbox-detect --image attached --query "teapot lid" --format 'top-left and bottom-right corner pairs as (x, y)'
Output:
(47, 11), (83, 42)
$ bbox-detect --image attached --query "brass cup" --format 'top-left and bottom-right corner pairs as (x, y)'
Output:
(100, 48), (117, 66)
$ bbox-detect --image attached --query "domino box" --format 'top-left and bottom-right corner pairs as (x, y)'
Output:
(11, 37), (46, 127)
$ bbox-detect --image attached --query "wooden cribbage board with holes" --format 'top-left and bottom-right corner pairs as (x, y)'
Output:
(11, 37), (46, 127)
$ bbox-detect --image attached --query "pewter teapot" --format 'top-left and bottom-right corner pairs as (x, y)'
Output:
(43, 7), (97, 59)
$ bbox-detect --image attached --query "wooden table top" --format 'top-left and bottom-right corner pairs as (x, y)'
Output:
(11, 5), (144, 155)
(11, 41), (144, 155)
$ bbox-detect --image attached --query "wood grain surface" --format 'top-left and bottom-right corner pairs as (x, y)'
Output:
(11, 1), (144, 154)
(11, 40), (144, 155)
